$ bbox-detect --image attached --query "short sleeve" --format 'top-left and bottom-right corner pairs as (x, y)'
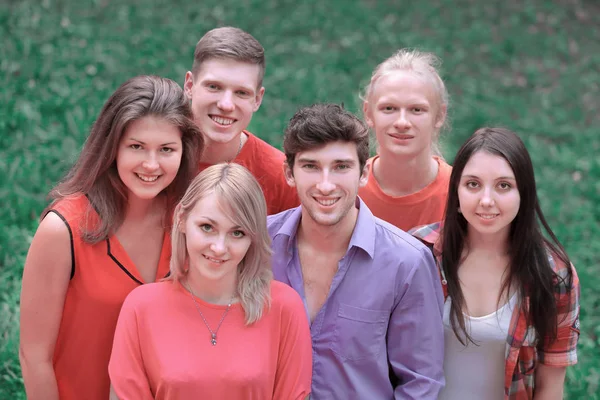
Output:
(272, 286), (312, 400)
(538, 263), (580, 366)
(108, 292), (154, 400)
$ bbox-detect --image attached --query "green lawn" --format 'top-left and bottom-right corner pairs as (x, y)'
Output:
(2, 0), (599, 398)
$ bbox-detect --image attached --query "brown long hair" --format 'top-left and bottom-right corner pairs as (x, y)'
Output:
(442, 127), (572, 346)
(45, 75), (203, 243)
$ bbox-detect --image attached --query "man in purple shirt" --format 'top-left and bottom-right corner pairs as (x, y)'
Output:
(267, 104), (445, 399)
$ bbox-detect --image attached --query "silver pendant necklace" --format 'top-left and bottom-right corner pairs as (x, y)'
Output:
(185, 283), (234, 346)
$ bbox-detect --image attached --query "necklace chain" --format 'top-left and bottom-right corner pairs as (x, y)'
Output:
(185, 283), (234, 346)
(227, 135), (243, 163)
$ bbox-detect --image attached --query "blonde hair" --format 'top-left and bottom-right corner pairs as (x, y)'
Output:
(362, 49), (449, 155)
(168, 163), (272, 324)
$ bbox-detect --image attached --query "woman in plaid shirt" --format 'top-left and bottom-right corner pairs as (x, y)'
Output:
(412, 127), (580, 400)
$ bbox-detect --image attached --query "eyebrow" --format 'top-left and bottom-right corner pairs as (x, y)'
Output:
(202, 79), (256, 93)
(297, 158), (357, 165)
(461, 174), (516, 180)
(198, 216), (242, 230)
(127, 138), (180, 146)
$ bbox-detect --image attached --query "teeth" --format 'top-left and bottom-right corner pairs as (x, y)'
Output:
(211, 116), (235, 126)
(204, 255), (225, 263)
(316, 198), (338, 206)
(136, 174), (159, 182)
(478, 214), (498, 219)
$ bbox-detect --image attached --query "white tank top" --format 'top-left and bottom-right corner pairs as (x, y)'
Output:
(438, 292), (518, 400)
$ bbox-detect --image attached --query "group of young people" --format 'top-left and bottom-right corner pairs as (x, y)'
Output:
(19, 26), (580, 400)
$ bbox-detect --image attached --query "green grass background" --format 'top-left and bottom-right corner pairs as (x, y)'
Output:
(1, 0), (599, 398)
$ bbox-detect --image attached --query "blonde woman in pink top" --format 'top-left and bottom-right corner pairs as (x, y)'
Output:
(109, 163), (312, 400)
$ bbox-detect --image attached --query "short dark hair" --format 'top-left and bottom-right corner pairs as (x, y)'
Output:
(191, 26), (265, 87)
(283, 103), (369, 171)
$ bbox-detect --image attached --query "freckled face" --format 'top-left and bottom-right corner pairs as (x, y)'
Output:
(458, 151), (521, 240)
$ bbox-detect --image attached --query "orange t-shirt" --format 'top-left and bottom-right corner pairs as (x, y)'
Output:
(49, 195), (171, 400)
(359, 156), (452, 231)
(109, 280), (312, 400)
(198, 131), (299, 215)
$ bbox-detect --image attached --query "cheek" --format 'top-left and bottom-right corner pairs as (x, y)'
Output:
(234, 240), (252, 259)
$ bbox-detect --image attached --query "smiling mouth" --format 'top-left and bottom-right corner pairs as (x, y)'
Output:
(210, 115), (236, 126)
(203, 254), (226, 264)
(314, 197), (340, 206)
(477, 213), (499, 220)
(390, 134), (414, 140)
(136, 173), (159, 182)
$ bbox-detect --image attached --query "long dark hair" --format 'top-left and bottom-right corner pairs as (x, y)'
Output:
(45, 75), (203, 243)
(442, 127), (572, 346)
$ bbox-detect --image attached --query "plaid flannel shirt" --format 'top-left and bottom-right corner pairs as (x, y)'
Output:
(410, 222), (580, 400)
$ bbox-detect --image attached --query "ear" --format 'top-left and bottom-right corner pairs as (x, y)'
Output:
(359, 163), (369, 188)
(283, 162), (296, 187)
(253, 86), (265, 112)
(183, 71), (194, 100)
(363, 101), (374, 127)
(435, 104), (447, 129)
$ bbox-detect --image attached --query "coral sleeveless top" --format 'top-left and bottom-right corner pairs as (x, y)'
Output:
(48, 195), (171, 400)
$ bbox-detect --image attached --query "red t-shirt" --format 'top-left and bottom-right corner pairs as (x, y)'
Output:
(109, 280), (313, 399)
(359, 156), (452, 231)
(49, 195), (171, 400)
(198, 131), (299, 215)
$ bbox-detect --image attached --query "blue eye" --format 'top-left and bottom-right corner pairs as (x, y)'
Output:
(200, 224), (212, 232)
(232, 230), (245, 238)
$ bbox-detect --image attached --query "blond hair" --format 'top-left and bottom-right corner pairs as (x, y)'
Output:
(168, 163), (272, 324)
(362, 49), (449, 155)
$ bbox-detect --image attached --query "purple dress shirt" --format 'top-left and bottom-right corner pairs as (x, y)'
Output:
(267, 199), (445, 400)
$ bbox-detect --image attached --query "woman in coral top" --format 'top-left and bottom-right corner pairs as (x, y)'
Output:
(109, 163), (312, 400)
(19, 75), (203, 400)
(360, 49), (452, 231)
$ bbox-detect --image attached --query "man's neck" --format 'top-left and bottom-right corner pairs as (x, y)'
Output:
(374, 151), (438, 197)
(200, 132), (247, 164)
(297, 206), (359, 254)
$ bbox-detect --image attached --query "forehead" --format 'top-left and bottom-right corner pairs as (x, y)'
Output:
(295, 141), (360, 164)
(188, 191), (235, 222)
(461, 151), (515, 177)
(195, 58), (261, 90)
(370, 70), (438, 106)
(122, 116), (182, 141)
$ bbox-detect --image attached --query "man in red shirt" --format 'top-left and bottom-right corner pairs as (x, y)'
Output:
(184, 27), (299, 214)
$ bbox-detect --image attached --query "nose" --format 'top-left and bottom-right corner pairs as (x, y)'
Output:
(316, 170), (336, 194)
(393, 109), (411, 130)
(142, 152), (159, 171)
(480, 187), (495, 207)
(217, 90), (235, 112)
(210, 235), (227, 256)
